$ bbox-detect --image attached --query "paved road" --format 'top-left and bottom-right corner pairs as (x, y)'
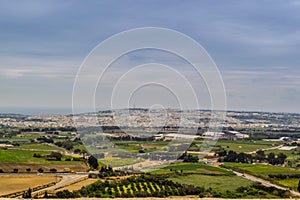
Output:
(232, 170), (300, 197)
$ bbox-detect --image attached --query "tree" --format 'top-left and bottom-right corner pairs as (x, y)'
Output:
(50, 168), (57, 173)
(22, 188), (32, 198)
(216, 149), (227, 157)
(74, 148), (81, 154)
(44, 191), (48, 198)
(38, 168), (44, 173)
(49, 152), (62, 161)
(255, 150), (265, 162)
(88, 155), (99, 169)
(298, 180), (300, 193)
(224, 150), (238, 162)
(268, 153), (276, 165)
(237, 152), (248, 163)
(276, 153), (287, 165)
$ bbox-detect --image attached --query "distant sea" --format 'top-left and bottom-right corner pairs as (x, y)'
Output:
(0, 107), (73, 115)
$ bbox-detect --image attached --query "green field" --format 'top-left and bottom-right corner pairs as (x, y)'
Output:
(98, 157), (145, 167)
(113, 141), (169, 153)
(9, 143), (62, 151)
(222, 162), (300, 191)
(0, 149), (51, 163)
(0, 149), (82, 164)
(152, 162), (254, 193)
(169, 174), (252, 192)
(277, 179), (299, 191)
(222, 162), (300, 178)
(153, 162), (233, 175)
(215, 140), (281, 153)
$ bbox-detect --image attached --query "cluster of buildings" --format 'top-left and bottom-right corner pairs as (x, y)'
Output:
(202, 131), (249, 140)
(0, 110), (299, 136)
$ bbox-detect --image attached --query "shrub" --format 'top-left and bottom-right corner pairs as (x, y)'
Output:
(37, 168), (44, 173)
(33, 153), (42, 158)
(50, 168), (57, 173)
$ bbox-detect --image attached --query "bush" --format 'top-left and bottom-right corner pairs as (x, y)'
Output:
(49, 152), (62, 161)
(38, 168), (44, 173)
(33, 153), (42, 158)
(50, 168), (57, 173)
(56, 190), (78, 198)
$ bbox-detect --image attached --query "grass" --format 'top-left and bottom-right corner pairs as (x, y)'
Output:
(0, 175), (58, 196)
(169, 174), (253, 192)
(0, 149), (85, 164)
(9, 143), (62, 151)
(113, 141), (169, 153)
(0, 149), (87, 173)
(98, 157), (144, 167)
(276, 179), (299, 191)
(222, 162), (300, 179)
(215, 140), (281, 153)
(222, 162), (300, 192)
(152, 162), (233, 175)
(153, 162), (253, 193)
(0, 149), (52, 163)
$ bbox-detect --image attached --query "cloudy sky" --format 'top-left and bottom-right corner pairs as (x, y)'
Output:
(0, 0), (300, 114)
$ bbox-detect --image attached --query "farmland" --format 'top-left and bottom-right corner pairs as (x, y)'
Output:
(0, 148), (88, 172)
(56, 179), (99, 192)
(215, 140), (282, 153)
(0, 162), (87, 173)
(0, 149), (52, 163)
(0, 175), (58, 196)
(222, 162), (300, 191)
(112, 141), (169, 153)
(152, 162), (253, 193)
(222, 162), (300, 179)
(169, 174), (253, 193)
(9, 143), (63, 151)
(98, 157), (145, 168)
(152, 162), (233, 175)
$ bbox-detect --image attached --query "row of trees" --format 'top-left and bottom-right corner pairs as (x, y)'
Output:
(179, 152), (199, 162)
(0, 168), (56, 173)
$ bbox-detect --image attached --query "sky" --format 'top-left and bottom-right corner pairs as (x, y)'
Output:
(0, 0), (300, 114)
